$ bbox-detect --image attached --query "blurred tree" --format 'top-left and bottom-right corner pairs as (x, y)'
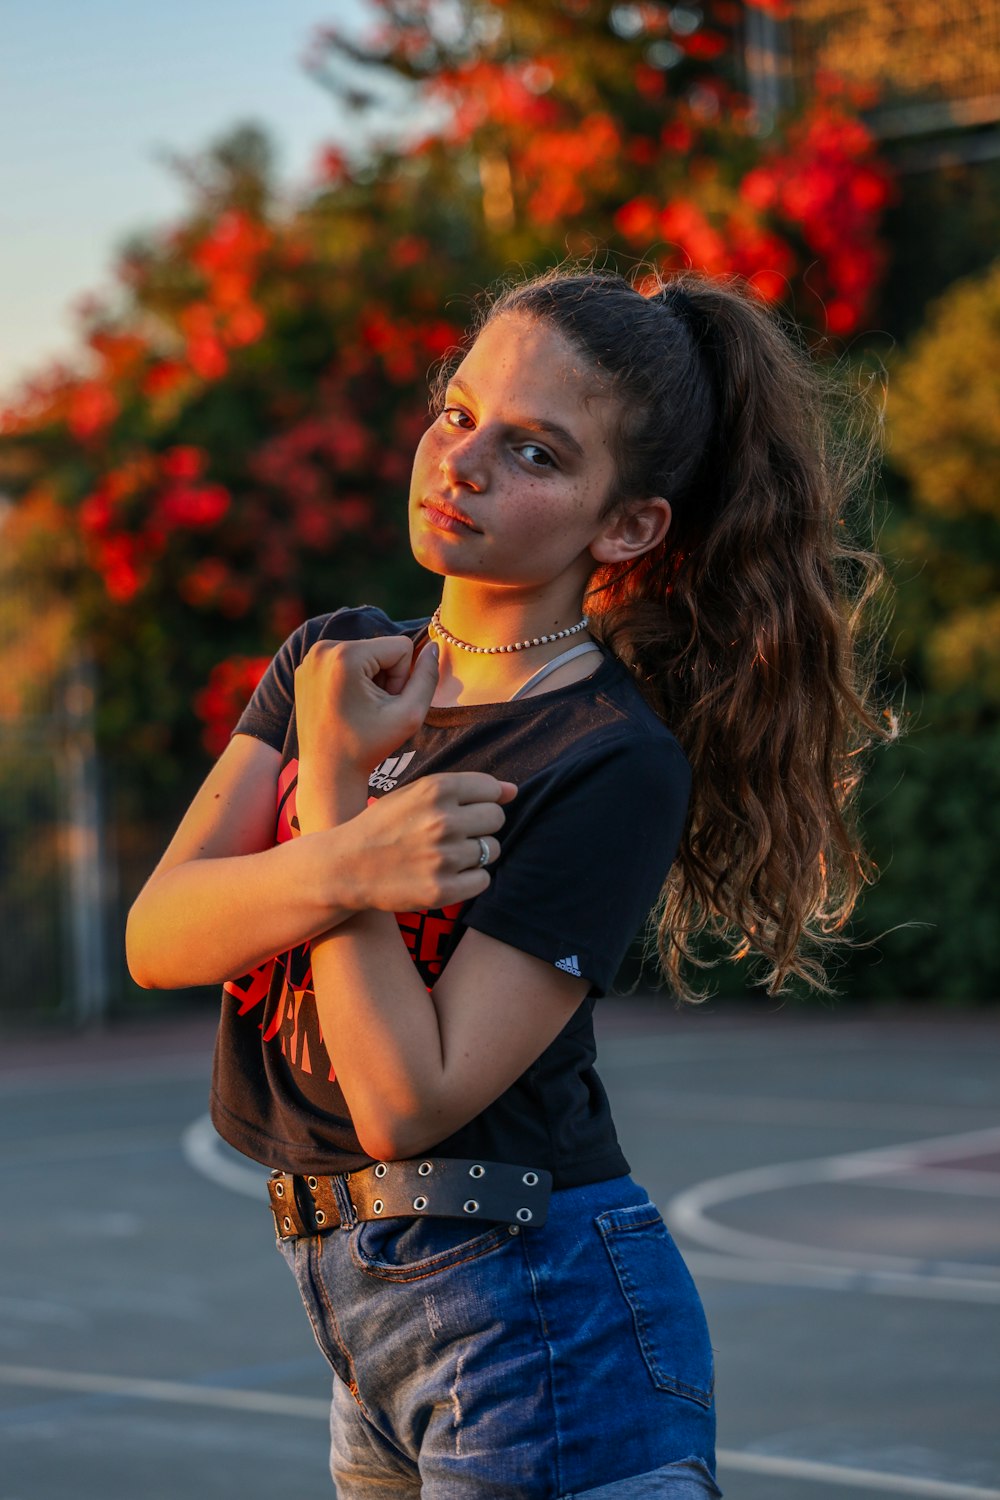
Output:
(0, 1), (916, 1009)
(0, 1), (894, 800)
(848, 259), (1000, 1000)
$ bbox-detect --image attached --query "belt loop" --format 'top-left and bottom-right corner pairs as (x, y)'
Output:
(331, 1172), (356, 1227)
(268, 1171), (310, 1239)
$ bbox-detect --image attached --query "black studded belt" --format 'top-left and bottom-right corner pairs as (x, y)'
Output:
(267, 1157), (553, 1240)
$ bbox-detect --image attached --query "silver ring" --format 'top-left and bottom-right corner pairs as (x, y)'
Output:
(476, 837), (491, 868)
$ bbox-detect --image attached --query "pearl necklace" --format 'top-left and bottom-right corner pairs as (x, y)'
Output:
(428, 606), (590, 655)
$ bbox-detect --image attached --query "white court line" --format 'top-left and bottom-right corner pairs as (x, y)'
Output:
(716, 1447), (1000, 1499)
(0, 1362), (327, 1418)
(181, 1115), (1000, 1305)
(1, 1363), (996, 1498)
(181, 1114), (269, 1197)
(666, 1124), (1000, 1285)
(683, 1250), (1000, 1303)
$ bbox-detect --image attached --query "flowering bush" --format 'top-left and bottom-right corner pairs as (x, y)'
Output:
(0, 6), (894, 778)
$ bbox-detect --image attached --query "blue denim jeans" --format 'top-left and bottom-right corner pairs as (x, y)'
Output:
(277, 1174), (721, 1499)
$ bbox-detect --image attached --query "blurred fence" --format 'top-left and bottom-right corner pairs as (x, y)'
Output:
(0, 653), (114, 1024)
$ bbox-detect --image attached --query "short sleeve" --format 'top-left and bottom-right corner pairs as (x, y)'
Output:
(462, 732), (691, 997)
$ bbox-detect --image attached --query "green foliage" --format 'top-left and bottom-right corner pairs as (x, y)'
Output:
(5, 2), (995, 1006)
(839, 260), (1000, 1002)
(849, 726), (1000, 1002)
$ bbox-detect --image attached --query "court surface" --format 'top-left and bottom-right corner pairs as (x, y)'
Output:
(1, 1001), (997, 1500)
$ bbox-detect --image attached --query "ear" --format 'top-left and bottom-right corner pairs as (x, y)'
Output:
(589, 497), (672, 565)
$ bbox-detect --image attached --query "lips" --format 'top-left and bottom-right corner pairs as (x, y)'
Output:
(421, 498), (481, 532)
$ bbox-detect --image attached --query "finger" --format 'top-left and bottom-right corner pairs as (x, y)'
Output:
(467, 834), (497, 870)
(449, 802), (507, 838)
(436, 772), (518, 806)
(386, 639), (439, 725)
(367, 635), (416, 697)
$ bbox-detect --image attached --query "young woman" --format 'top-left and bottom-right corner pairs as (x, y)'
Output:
(127, 267), (889, 1499)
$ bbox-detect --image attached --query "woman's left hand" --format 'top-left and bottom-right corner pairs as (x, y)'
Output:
(294, 634), (439, 791)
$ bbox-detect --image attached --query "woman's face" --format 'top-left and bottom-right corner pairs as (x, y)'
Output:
(408, 313), (623, 593)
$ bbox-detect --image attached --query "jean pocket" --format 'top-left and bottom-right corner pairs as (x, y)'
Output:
(596, 1202), (715, 1408)
(351, 1215), (516, 1282)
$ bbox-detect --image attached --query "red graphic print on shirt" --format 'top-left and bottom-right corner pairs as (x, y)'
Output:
(224, 758), (464, 1083)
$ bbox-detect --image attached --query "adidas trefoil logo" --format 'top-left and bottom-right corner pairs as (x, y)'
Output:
(554, 955), (582, 976)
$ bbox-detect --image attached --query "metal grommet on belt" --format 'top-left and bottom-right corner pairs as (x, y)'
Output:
(271, 1158), (553, 1236)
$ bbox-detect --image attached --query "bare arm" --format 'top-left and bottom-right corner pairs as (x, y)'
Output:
(312, 900), (589, 1162)
(127, 640), (513, 991)
(125, 734), (365, 989)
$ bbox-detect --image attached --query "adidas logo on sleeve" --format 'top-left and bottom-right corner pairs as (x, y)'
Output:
(554, 955), (582, 976)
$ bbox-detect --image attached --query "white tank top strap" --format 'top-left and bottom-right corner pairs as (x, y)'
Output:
(507, 641), (603, 701)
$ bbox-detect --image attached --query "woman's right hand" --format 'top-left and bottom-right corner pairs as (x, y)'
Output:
(342, 771), (517, 913)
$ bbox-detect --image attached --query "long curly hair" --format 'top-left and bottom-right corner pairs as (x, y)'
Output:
(465, 265), (895, 1000)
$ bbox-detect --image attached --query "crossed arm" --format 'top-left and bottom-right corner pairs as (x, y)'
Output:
(126, 635), (589, 1159)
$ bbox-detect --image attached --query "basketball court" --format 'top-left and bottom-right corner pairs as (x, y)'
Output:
(1, 1002), (997, 1499)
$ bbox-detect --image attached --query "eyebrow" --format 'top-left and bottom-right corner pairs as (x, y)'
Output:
(448, 377), (586, 461)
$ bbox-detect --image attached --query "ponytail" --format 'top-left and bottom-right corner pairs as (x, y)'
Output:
(471, 265), (895, 1000)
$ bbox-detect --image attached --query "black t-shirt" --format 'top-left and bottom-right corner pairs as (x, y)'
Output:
(210, 607), (691, 1188)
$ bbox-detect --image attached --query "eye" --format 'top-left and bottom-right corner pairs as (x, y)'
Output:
(442, 405), (474, 430)
(517, 442), (556, 469)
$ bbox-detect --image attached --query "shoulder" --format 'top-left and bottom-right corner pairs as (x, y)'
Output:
(231, 606), (430, 752)
(280, 605), (428, 665)
(562, 656), (690, 792)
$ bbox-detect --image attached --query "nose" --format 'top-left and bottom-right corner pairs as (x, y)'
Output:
(440, 430), (487, 493)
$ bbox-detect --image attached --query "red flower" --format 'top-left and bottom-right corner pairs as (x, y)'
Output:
(390, 235), (430, 270)
(67, 382), (119, 441)
(187, 334), (229, 382)
(615, 196), (661, 245)
(743, 0), (791, 16)
(825, 299), (858, 335)
(79, 486), (113, 535)
(160, 482), (231, 529)
(222, 303), (267, 348)
(739, 167), (778, 212)
(679, 31), (728, 61)
(93, 534), (149, 603)
(659, 199), (730, 276)
(142, 360), (188, 398)
(160, 446), (205, 481)
(194, 655), (270, 757)
(191, 209), (270, 277)
(661, 122), (694, 154)
(635, 64), (666, 100)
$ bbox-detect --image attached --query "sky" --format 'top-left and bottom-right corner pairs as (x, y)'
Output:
(0, 0), (383, 400)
